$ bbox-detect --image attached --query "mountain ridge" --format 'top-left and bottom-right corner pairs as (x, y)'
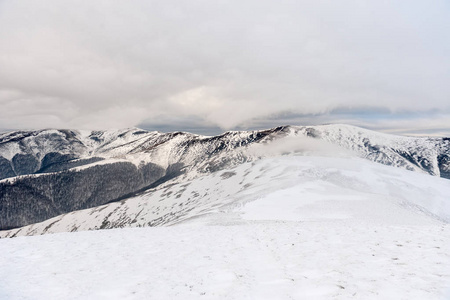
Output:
(0, 124), (449, 232)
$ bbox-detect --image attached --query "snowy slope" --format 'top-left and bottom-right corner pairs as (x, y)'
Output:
(292, 124), (450, 178)
(1, 124), (449, 231)
(2, 156), (449, 237)
(0, 155), (449, 299)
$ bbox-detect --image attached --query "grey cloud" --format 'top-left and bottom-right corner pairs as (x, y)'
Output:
(0, 0), (449, 134)
(234, 108), (450, 137)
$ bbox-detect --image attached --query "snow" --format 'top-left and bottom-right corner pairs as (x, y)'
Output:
(3, 155), (449, 237)
(0, 223), (448, 299)
(290, 124), (447, 176)
(1, 155), (450, 299)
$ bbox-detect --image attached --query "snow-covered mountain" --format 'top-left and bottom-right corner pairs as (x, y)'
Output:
(0, 124), (449, 231)
(1, 156), (449, 299)
(1, 125), (450, 299)
(1, 125), (449, 180)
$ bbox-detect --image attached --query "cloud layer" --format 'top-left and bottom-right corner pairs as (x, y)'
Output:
(0, 1), (449, 135)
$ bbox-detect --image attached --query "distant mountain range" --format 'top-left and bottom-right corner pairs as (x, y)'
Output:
(1, 124), (449, 232)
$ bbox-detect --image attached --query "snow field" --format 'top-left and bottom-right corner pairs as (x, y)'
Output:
(0, 222), (449, 300)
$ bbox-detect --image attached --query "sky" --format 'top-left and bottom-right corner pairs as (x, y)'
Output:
(0, 0), (449, 136)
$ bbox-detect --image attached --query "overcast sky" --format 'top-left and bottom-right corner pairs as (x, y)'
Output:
(0, 1), (449, 136)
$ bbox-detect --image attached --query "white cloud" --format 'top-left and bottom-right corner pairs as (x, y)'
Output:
(0, 0), (449, 134)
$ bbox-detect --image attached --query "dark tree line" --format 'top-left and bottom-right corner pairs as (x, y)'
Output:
(0, 161), (166, 230)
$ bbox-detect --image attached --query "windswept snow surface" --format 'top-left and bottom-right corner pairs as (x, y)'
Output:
(1, 156), (450, 299)
(1, 223), (449, 300)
